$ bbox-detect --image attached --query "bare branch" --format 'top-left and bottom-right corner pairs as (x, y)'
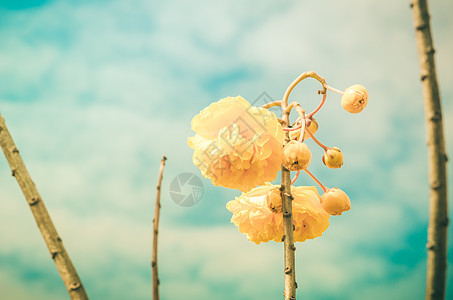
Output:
(411, 1), (448, 299)
(0, 114), (89, 300)
(152, 155), (167, 300)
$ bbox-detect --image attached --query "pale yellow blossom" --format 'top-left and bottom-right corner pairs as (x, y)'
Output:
(226, 183), (330, 244)
(188, 96), (284, 192)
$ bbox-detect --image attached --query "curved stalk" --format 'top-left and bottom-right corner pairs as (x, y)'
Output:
(307, 93), (327, 119)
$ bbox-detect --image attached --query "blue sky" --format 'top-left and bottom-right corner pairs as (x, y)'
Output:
(0, 0), (452, 299)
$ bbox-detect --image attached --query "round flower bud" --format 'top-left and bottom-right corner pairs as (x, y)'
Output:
(266, 188), (282, 213)
(341, 84), (369, 113)
(322, 147), (343, 169)
(289, 118), (319, 141)
(320, 187), (351, 215)
(282, 141), (312, 171)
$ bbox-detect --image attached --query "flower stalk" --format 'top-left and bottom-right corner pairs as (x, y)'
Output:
(325, 84), (344, 95)
(0, 114), (89, 300)
(411, 1), (448, 299)
(304, 169), (327, 193)
(305, 127), (328, 151)
(280, 101), (297, 300)
(280, 71), (327, 300)
(307, 93), (327, 119)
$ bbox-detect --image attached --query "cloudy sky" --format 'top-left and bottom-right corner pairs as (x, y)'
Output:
(0, 0), (452, 299)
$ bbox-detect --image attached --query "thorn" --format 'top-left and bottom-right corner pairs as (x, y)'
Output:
(51, 251), (59, 259)
(440, 217), (449, 227)
(279, 185), (285, 191)
(290, 244), (296, 251)
(11, 168), (16, 177)
(10, 146), (19, 153)
(284, 267), (292, 274)
(430, 181), (443, 190)
(416, 23), (427, 30)
(28, 197), (39, 206)
(283, 193), (294, 200)
(426, 242), (436, 251)
(281, 235), (286, 242)
(283, 211), (292, 218)
(70, 282), (81, 291)
(420, 73), (428, 81)
(429, 112), (442, 121)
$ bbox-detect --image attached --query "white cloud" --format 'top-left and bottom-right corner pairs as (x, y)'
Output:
(1, 0), (453, 299)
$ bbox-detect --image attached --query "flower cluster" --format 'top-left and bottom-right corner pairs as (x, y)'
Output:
(188, 96), (283, 192)
(188, 76), (368, 244)
(226, 183), (330, 244)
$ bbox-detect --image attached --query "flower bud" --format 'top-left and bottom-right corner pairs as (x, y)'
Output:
(266, 188), (282, 213)
(320, 187), (351, 215)
(341, 84), (369, 113)
(282, 141), (312, 171)
(289, 118), (319, 141)
(322, 147), (343, 169)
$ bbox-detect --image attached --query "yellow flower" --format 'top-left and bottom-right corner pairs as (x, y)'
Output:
(226, 183), (330, 244)
(188, 96), (284, 192)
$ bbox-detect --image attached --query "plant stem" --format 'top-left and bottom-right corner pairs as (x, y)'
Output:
(291, 171), (300, 185)
(262, 101), (282, 109)
(304, 169), (327, 193)
(294, 106), (306, 143)
(325, 84), (344, 95)
(0, 114), (89, 300)
(283, 125), (302, 132)
(282, 72), (327, 105)
(305, 127), (328, 151)
(152, 156), (167, 300)
(280, 110), (297, 300)
(411, 1), (448, 299)
(278, 71), (327, 300)
(307, 93), (327, 119)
